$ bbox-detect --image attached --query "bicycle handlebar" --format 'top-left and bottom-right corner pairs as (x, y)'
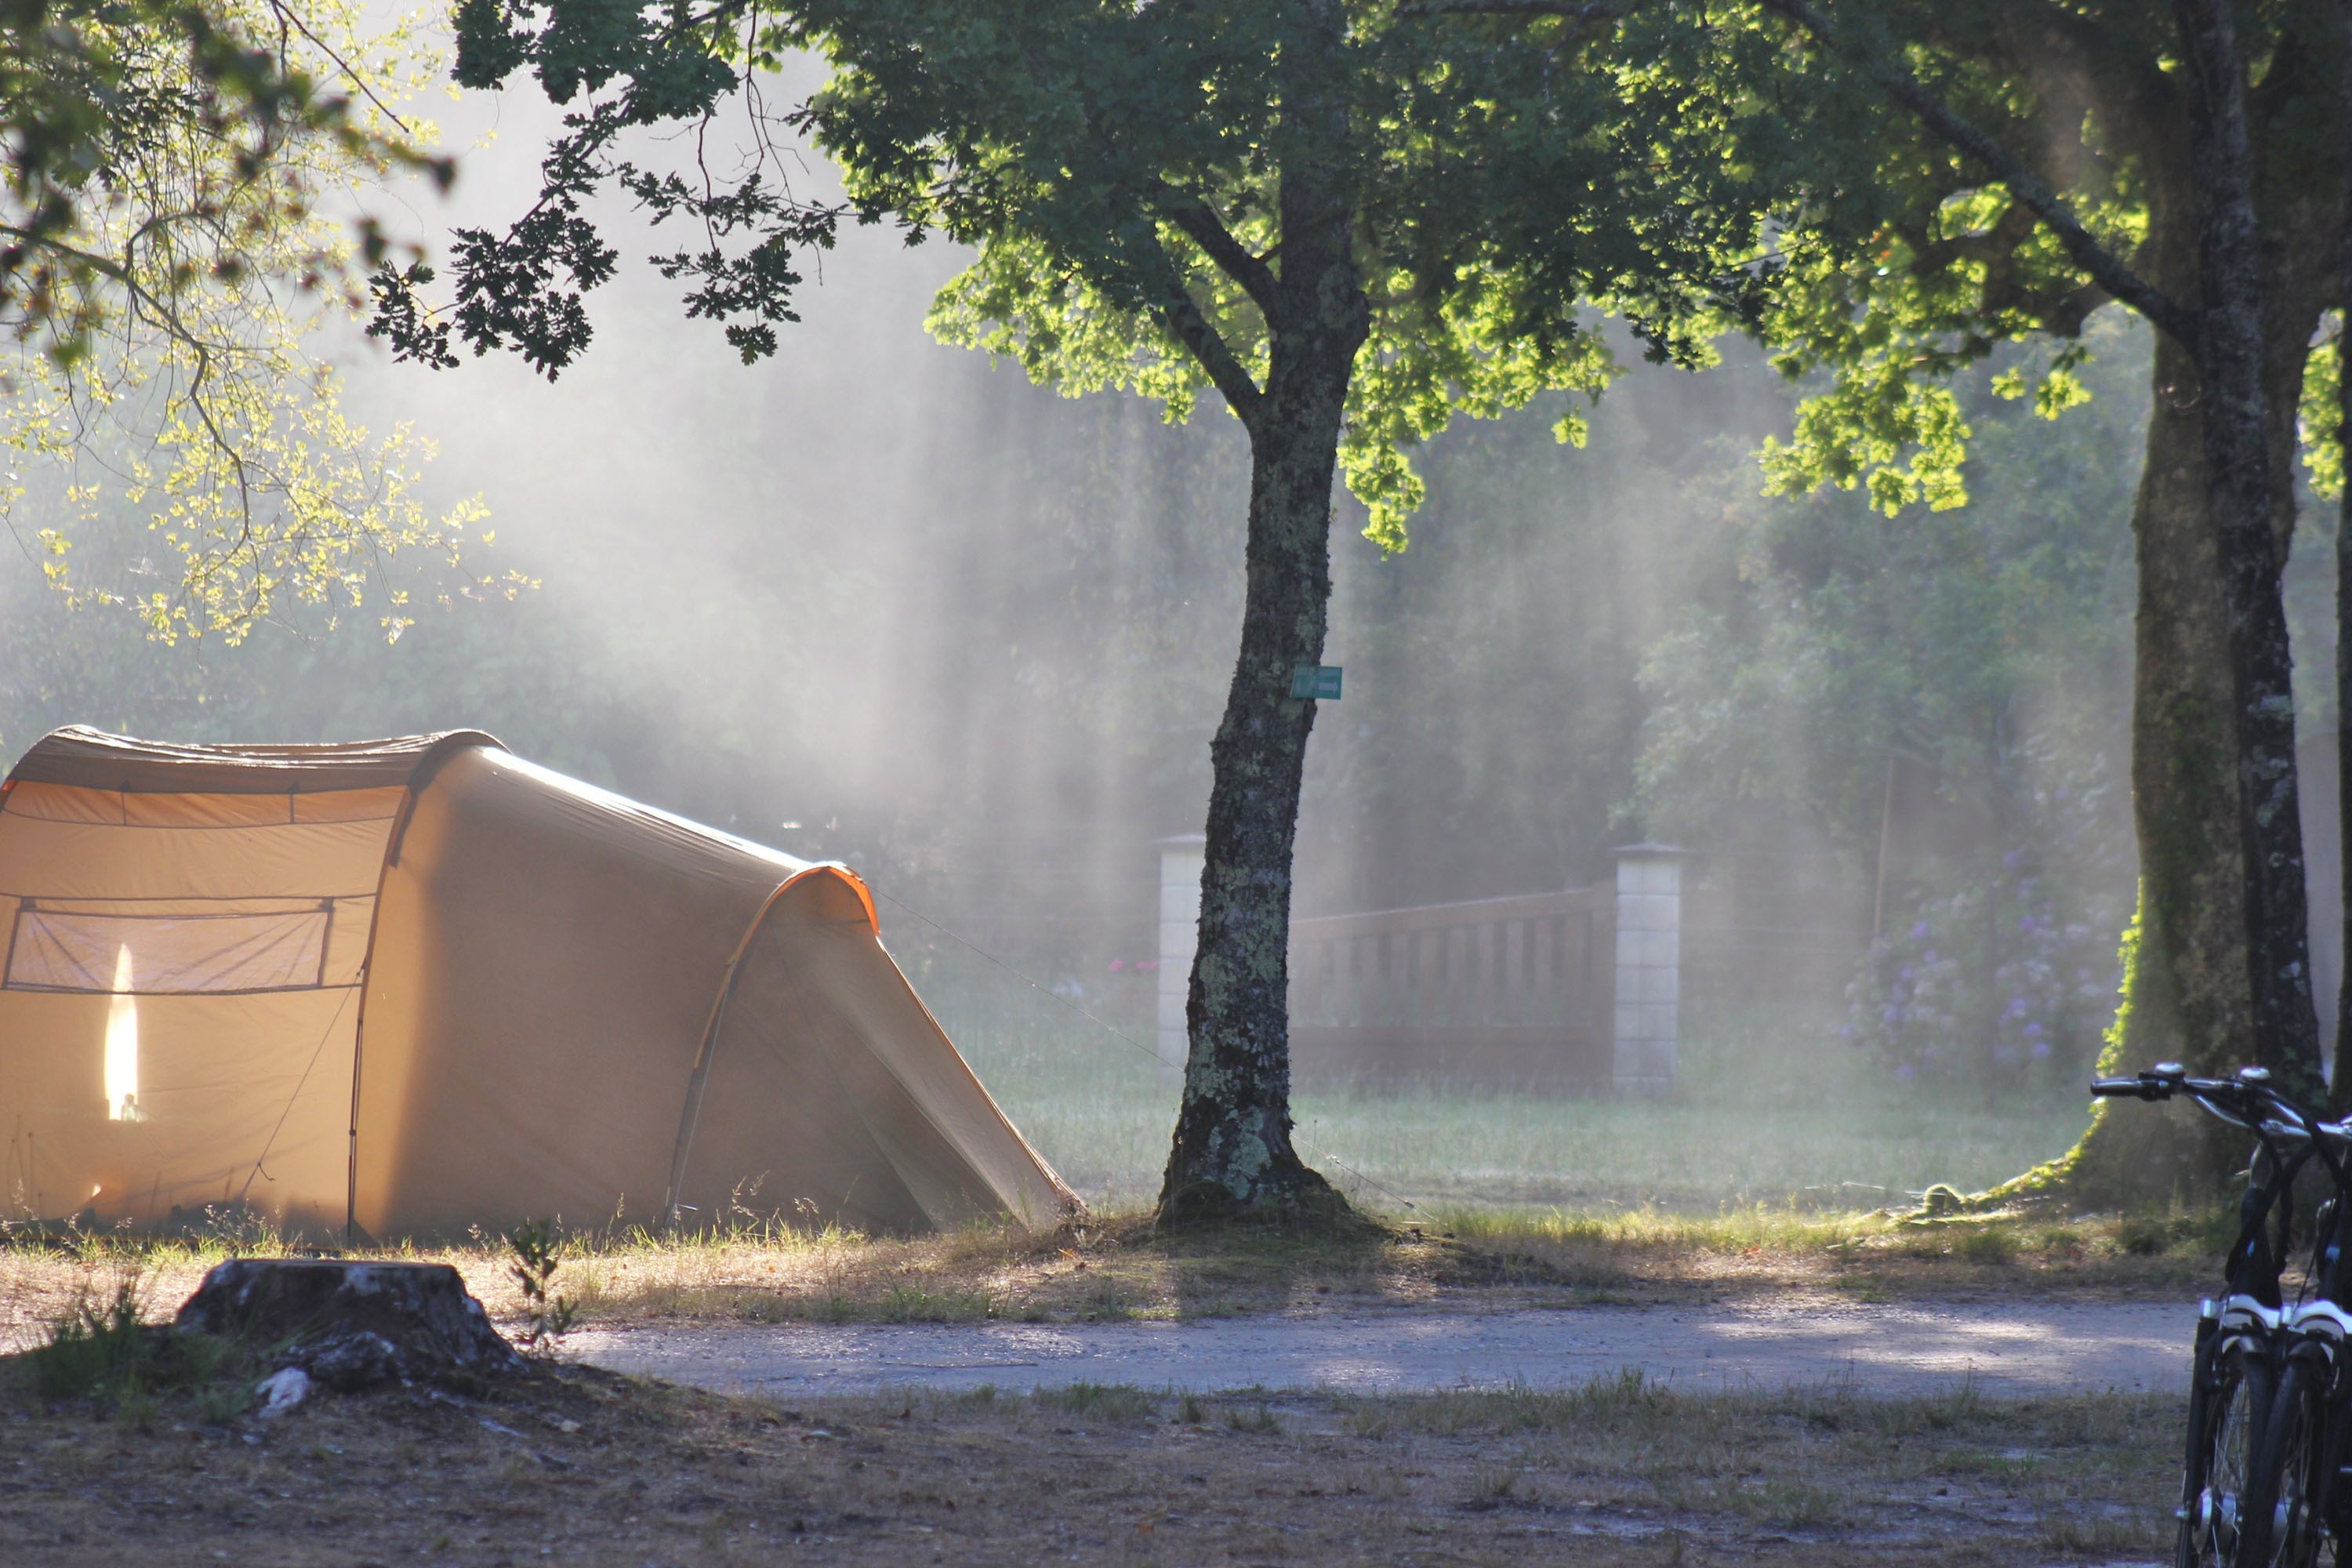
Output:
(2090, 1062), (2324, 1144)
(2091, 1062), (2203, 1102)
(2098, 1060), (2352, 1317)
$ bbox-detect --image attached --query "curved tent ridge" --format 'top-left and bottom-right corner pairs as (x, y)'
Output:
(734, 862), (881, 949)
(659, 860), (887, 1219)
(5, 724), (507, 796)
(442, 751), (877, 933)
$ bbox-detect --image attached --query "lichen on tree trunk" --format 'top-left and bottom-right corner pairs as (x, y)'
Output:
(1156, 358), (1359, 1222)
(2044, 322), (2252, 1205)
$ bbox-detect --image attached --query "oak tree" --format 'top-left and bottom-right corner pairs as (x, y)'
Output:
(1412, 0), (2348, 1200)
(1784, 0), (2343, 1200)
(387, 0), (1787, 1218)
(1733, 0), (2341, 1198)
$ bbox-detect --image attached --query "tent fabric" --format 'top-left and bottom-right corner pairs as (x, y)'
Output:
(0, 725), (1071, 1239)
(2, 728), (497, 795)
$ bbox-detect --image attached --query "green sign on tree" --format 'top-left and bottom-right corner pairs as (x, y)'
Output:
(1289, 666), (1341, 702)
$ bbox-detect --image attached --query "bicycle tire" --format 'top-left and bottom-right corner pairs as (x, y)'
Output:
(2236, 1356), (2325, 1567)
(2180, 1338), (2272, 1568)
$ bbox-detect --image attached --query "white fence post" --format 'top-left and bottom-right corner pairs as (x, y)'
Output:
(1613, 843), (1685, 1096)
(1156, 833), (1206, 1076)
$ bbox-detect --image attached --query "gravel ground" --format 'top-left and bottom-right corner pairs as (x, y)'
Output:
(567, 1296), (2191, 1398)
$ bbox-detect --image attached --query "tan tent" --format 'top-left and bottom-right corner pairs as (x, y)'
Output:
(0, 727), (1071, 1240)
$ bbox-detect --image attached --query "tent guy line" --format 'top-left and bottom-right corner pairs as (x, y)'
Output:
(237, 985), (356, 1207)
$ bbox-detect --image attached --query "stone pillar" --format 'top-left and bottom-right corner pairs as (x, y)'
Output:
(1613, 843), (1686, 1096)
(1156, 833), (1206, 1074)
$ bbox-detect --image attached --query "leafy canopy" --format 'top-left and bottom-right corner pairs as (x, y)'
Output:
(4, 0), (452, 358)
(2, 0), (495, 643)
(401, 0), (1789, 548)
(1718, 2), (2171, 516)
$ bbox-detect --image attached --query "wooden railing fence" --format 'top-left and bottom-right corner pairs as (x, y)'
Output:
(1285, 887), (1616, 1089)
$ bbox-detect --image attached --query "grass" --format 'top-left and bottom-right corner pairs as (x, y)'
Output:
(31, 1275), (154, 1402)
(0, 1347), (2180, 1566)
(0, 978), (2196, 1562)
(0, 1197), (2223, 1355)
(917, 962), (2096, 1212)
(0, 1001), (2213, 1334)
(20, 1265), (255, 1429)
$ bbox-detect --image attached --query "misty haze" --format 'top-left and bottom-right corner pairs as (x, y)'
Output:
(0, 64), (2237, 1219)
(16, 9), (2348, 1562)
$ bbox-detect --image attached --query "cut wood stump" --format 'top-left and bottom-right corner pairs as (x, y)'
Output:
(176, 1259), (524, 1391)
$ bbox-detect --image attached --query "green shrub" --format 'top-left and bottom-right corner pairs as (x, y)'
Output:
(1956, 1227), (2016, 1266)
(33, 1280), (151, 1400)
(2034, 1224), (2086, 1260)
(2114, 1207), (2231, 1258)
(31, 1276), (251, 1414)
(1033, 1382), (1156, 1421)
(506, 1219), (579, 1352)
(1082, 1279), (1135, 1320)
(1222, 1399), (1281, 1433)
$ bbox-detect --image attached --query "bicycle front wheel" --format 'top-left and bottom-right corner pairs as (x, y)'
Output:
(2180, 1338), (2271, 1568)
(2235, 1356), (2325, 1568)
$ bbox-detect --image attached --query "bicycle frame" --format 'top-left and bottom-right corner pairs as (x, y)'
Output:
(2096, 1064), (2323, 1307)
(2096, 1062), (2352, 1562)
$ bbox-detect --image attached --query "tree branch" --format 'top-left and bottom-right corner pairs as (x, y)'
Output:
(1395, 0), (1646, 53)
(260, 0), (416, 137)
(1758, 0), (2199, 347)
(1132, 237), (1264, 433)
(1149, 181), (1279, 318)
(1396, 0), (1628, 18)
(1956, 0), (2176, 135)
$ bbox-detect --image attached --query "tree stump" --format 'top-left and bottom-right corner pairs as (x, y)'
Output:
(176, 1259), (524, 1391)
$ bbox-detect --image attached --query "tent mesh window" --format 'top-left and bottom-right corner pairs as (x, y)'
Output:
(5, 901), (338, 995)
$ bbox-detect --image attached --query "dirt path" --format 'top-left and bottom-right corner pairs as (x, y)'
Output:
(567, 1296), (2190, 1399)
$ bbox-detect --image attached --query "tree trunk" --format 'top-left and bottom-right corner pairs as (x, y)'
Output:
(1158, 0), (1371, 1224)
(2172, 0), (2324, 1105)
(2045, 2), (2332, 1203)
(2338, 0), (2352, 1103)
(1157, 339), (1361, 1221)
(1157, 299), (1367, 1218)
(176, 1258), (524, 1388)
(1978, 710), (2004, 1108)
(2063, 314), (2251, 1203)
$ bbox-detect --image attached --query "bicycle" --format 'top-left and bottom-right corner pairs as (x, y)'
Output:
(2092, 1062), (2341, 1568)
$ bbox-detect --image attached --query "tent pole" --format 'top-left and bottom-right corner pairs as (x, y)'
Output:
(664, 873), (847, 1232)
(663, 956), (746, 1235)
(340, 735), (494, 1250)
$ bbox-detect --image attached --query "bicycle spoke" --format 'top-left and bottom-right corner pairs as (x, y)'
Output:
(2183, 1354), (2260, 1568)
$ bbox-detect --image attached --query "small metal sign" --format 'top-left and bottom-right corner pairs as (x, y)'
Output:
(1290, 664), (1342, 700)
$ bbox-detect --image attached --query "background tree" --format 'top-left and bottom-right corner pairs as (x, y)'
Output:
(1635, 325), (2143, 1098)
(1412, 0), (2347, 1197)
(385, 0), (1788, 1220)
(2, 0), (488, 641)
(1722, 0), (2345, 1200)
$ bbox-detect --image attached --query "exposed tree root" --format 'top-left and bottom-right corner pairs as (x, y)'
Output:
(1926, 1094), (2241, 1218)
(1155, 1160), (1367, 1234)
